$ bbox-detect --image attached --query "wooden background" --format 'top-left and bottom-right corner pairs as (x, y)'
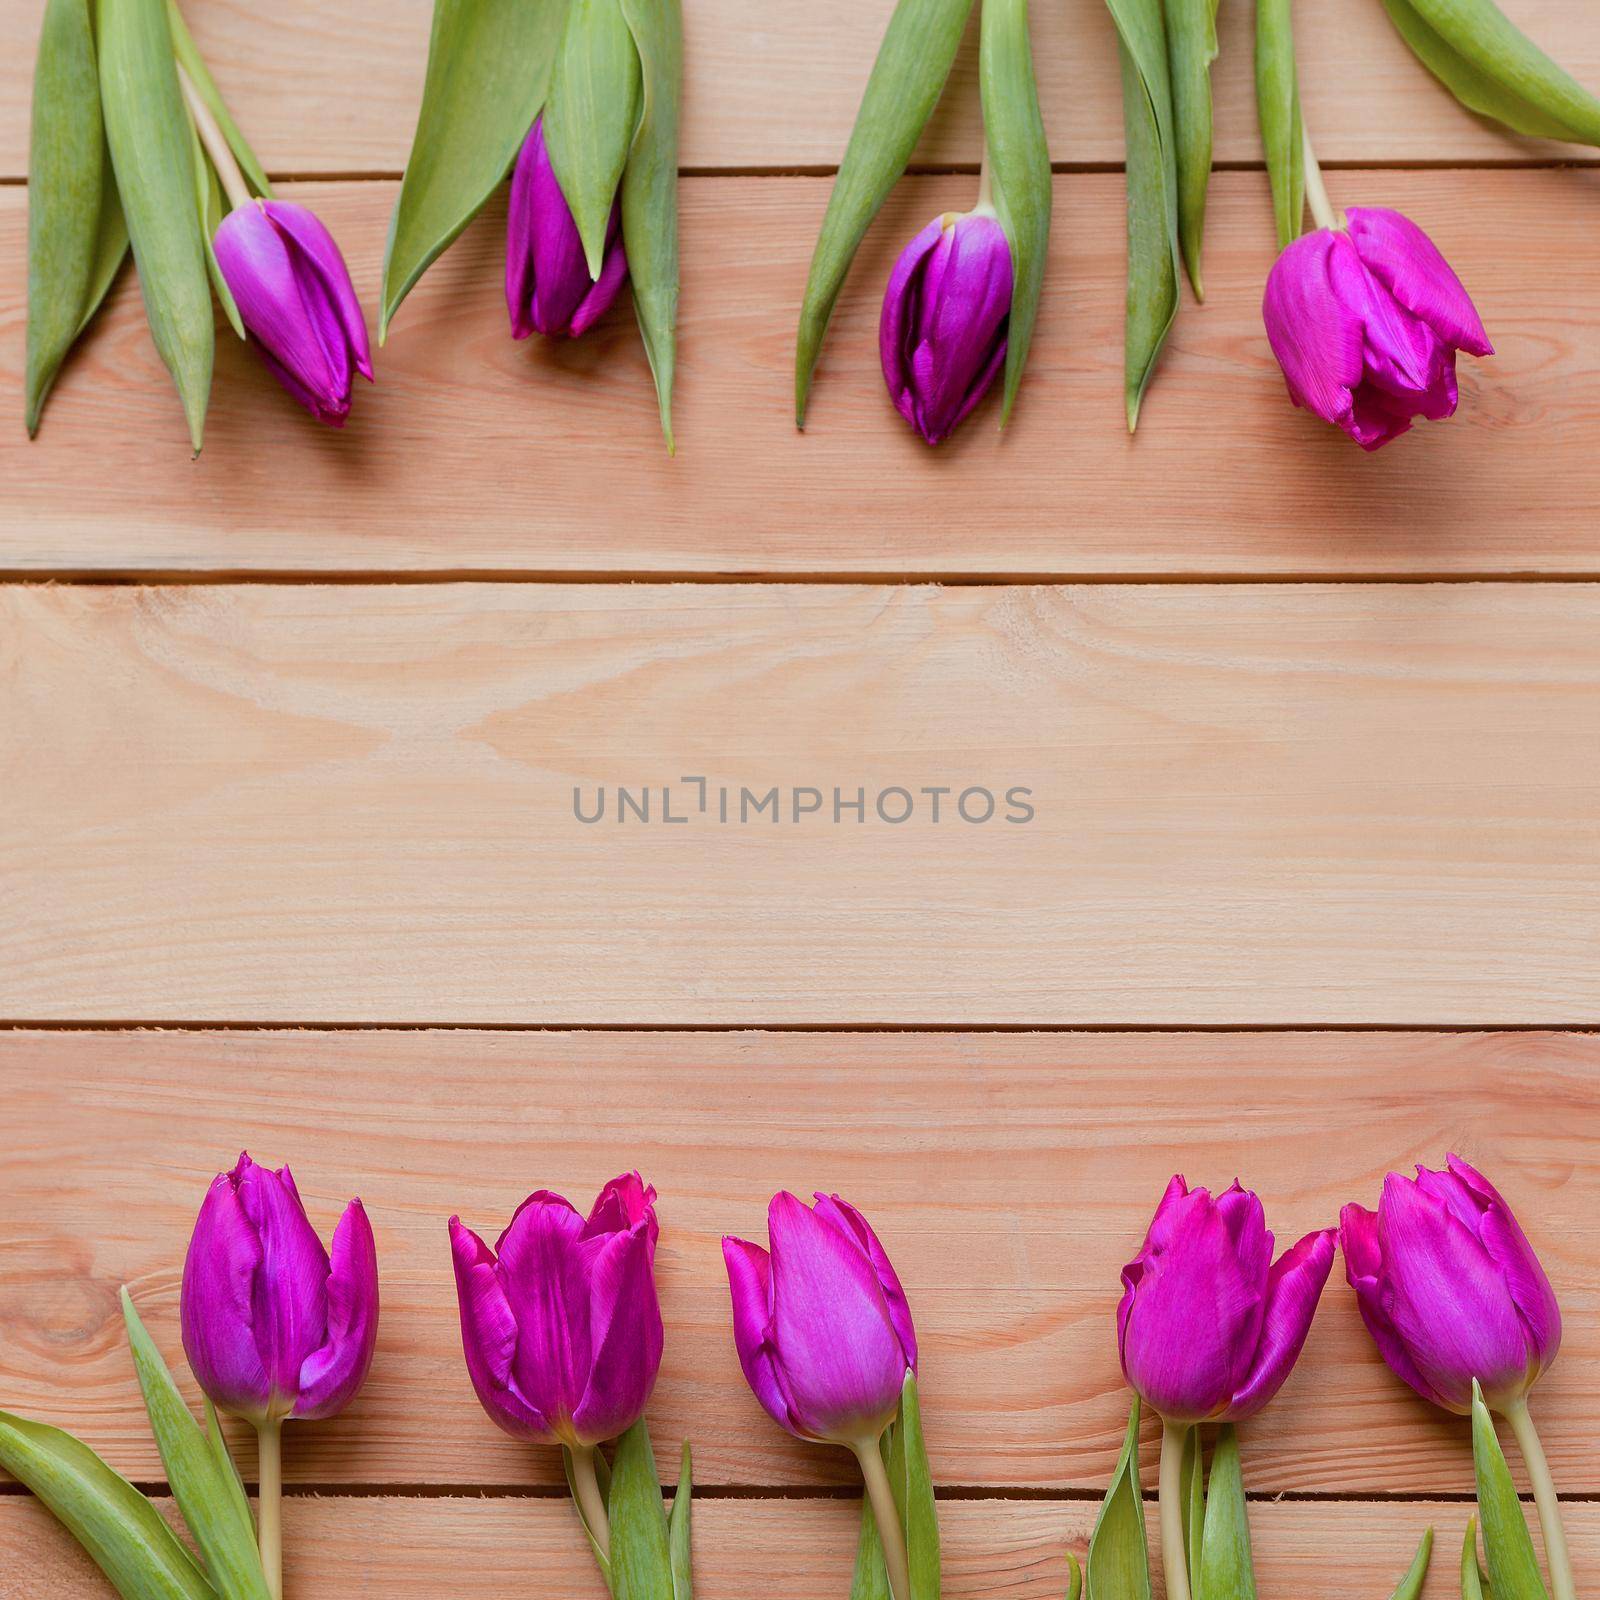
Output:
(3, 0), (1599, 1595)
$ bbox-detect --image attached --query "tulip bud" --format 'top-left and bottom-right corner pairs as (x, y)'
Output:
(1118, 1175), (1335, 1427)
(1262, 207), (1492, 451)
(1339, 1154), (1561, 1416)
(879, 210), (1013, 446)
(180, 1152), (379, 1425)
(506, 116), (629, 341)
(723, 1191), (915, 1447)
(212, 199), (374, 427)
(450, 1173), (662, 1449)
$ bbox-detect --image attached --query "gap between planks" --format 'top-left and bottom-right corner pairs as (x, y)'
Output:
(5, 1022), (1600, 1034)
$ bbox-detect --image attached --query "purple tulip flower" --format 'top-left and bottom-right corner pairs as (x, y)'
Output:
(1119, 1175), (1335, 1426)
(449, 1173), (663, 1450)
(1263, 207), (1492, 451)
(506, 116), (629, 341)
(724, 1192), (917, 1600)
(880, 210), (1012, 446)
(723, 1191), (915, 1446)
(181, 1152), (379, 1424)
(1340, 1154), (1561, 1416)
(212, 199), (373, 427)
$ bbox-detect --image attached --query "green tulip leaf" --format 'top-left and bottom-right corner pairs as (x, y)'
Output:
(562, 1444), (615, 1590)
(164, 0), (270, 197)
(545, 0), (642, 282)
(1065, 1551), (1084, 1600)
(1385, 1527), (1434, 1600)
(618, 0), (682, 451)
(608, 1419), (675, 1600)
(1471, 1383), (1550, 1600)
(977, 0), (1052, 427)
(897, 1374), (941, 1600)
(668, 1442), (693, 1600)
(186, 116), (244, 339)
(1381, 0), (1600, 145)
(121, 1291), (272, 1600)
(1461, 1519), (1492, 1600)
(1087, 1396), (1151, 1600)
(794, 0), (975, 427)
(26, 0), (130, 434)
(1164, 0), (1218, 295)
(380, 0), (569, 341)
(1254, 0), (1304, 247)
(96, 0), (214, 452)
(0, 1410), (216, 1600)
(1196, 1425), (1255, 1600)
(1180, 1425), (1204, 1593)
(1105, 0), (1180, 431)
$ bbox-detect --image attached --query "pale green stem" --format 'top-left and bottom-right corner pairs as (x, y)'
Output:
(176, 63), (252, 210)
(1160, 1421), (1194, 1600)
(1505, 1398), (1576, 1600)
(569, 1443), (611, 1562)
(853, 1437), (911, 1600)
(975, 146), (996, 215)
(255, 1418), (283, 1600)
(1301, 121), (1338, 233)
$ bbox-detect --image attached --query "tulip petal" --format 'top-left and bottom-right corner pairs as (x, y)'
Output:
(449, 1217), (552, 1439)
(294, 1198), (379, 1420)
(571, 1219), (663, 1444)
(261, 200), (373, 381)
(1378, 1172), (1535, 1410)
(1263, 230), (1368, 429)
(1227, 1227), (1334, 1419)
(723, 1234), (804, 1435)
(181, 1164), (271, 1420)
(1347, 208), (1492, 359)
(811, 1193), (917, 1371)
(1339, 1201), (1451, 1408)
(1445, 1155), (1562, 1366)
(766, 1191), (906, 1441)
(583, 1171), (658, 1250)
(495, 1192), (592, 1431)
(234, 1157), (330, 1406)
(568, 212), (629, 339)
(505, 121), (541, 340)
(880, 217), (947, 432)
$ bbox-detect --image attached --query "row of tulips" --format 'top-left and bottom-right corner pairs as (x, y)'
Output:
(26, 0), (1600, 453)
(0, 1151), (1577, 1600)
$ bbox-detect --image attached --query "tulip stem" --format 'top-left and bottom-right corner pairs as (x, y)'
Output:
(853, 1437), (911, 1600)
(254, 1418), (283, 1600)
(176, 62), (252, 211)
(1159, 1421), (1194, 1600)
(1300, 122), (1338, 233)
(1505, 1399), (1576, 1600)
(569, 1443), (611, 1562)
(975, 147), (995, 215)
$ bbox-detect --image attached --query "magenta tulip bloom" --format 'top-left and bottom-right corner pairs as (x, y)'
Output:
(1340, 1154), (1561, 1415)
(723, 1191), (915, 1446)
(180, 1152), (379, 1424)
(506, 116), (629, 340)
(450, 1173), (662, 1449)
(880, 210), (1012, 446)
(212, 199), (373, 426)
(1263, 207), (1491, 451)
(1118, 1175), (1335, 1426)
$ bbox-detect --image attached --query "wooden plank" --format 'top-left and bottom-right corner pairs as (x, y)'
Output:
(6, 171), (1600, 578)
(0, 1030), (1594, 1493)
(4, 0), (1599, 176)
(4, 1496), (1597, 1600)
(4, 583), (1600, 1024)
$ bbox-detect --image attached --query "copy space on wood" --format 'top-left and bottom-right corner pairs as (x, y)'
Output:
(0, 1029), (1593, 1492)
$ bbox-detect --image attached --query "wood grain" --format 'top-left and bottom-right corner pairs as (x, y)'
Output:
(8, 171), (1600, 578)
(4, 0), (1599, 176)
(7, 1497), (1595, 1600)
(1, 1030), (1594, 1492)
(4, 582), (1600, 1024)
